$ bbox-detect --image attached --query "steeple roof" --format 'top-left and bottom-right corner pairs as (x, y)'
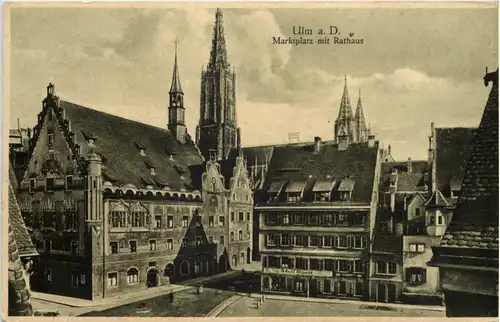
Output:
(337, 75), (353, 121)
(355, 89), (367, 131)
(208, 8), (229, 69)
(169, 38), (183, 94)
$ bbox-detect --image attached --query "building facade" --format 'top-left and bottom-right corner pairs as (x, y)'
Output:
(429, 68), (499, 317)
(14, 10), (253, 300)
(197, 9), (240, 161)
(256, 135), (382, 300)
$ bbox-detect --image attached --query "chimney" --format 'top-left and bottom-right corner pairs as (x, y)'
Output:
(368, 134), (375, 148)
(314, 136), (322, 153)
(388, 144), (391, 155)
(428, 122), (435, 165)
(338, 133), (349, 151)
(407, 157), (412, 173)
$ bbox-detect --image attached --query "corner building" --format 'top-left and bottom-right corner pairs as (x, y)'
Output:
(257, 135), (382, 300)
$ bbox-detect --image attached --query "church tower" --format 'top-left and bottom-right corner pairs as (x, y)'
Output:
(168, 39), (187, 144)
(354, 89), (368, 143)
(334, 75), (355, 144)
(196, 8), (240, 161)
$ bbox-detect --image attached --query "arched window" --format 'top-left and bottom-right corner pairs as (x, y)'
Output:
(230, 232), (235, 241)
(127, 268), (139, 284)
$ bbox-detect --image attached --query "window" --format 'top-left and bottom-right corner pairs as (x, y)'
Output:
(281, 234), (290, 246)
(65, 175), (73, 190)
(219, 216), (225, 227)
(247, 212), (250, 221)
(167, 239), (173, 250)
(110, 242), (118, 254)
(70, 241), (78, 254)
(282, 214), (290, 225)
(310, 235), (319, 247)
(353, 236), (367, 249)
(182, 216), (188, 227)
(47, 133), (54, 147)
(376, 261), (397, 275)
(337, 235), (347, 248)
(167, 215), (174, 228)
(182, 238), (188, 247)
(149, 240), (157, 251)
(220, 236), (224, 245)
(127, 268), (139, 284)
(208, 236), (214, 243)
(195, 215), (202, 227)
(130, 211), (145, 228)
(353, 260), (363, 273)
(45, 269), (52, 283)
(71, 273), (80, 288)
(407, 267), (427, 285)
(310, 259), (322, 270)
(438, 215), (443, 225)
(415, 208), (421, 217)
(239, 212), (244, 221)
(29, 178), (36, 193)
(81, 273), (86, 285)
(195, 236), (202, 245)
(46, 178), (55, 191)
(108, 272), (118, 287)
(44, 240), (51, 252)
(338, 260), (352, 272)
(409, 243), (425, 253)
(129, 240), (137, 253)
(209, 216), (214, 227)
(238, 230), (243, 241)
(155, 215), (162, 228)
(194, 262), (201, 274)
(323, 236), (333, 248)
(231, 212), (235, 222)
(231, 232), (235, 241)
(240, 253), (245, 264)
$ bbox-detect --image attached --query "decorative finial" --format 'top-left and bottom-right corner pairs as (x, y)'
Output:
(174, 37), (179, 61)
(344, 74), (347, 85)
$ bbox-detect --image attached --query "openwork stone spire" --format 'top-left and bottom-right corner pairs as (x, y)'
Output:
(355, 89), (368, 142)
(209, 8), (230, 69)
(337, 74), (353, 120)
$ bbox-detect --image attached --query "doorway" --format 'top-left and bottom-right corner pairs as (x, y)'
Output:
(246, 247), (251, 264)
(147, 268), (159, 288)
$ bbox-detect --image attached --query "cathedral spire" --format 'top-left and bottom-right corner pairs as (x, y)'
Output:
(169, 37), (183, 95)
(334, 74), (355, 143)
(337, 74), (353, 120)
(354, 89), (368, 143)
(209, 8), (229, 69)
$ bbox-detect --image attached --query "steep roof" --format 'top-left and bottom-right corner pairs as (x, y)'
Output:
(261, 141), (379, 204)
(8, 184), (34, 316)
(61, 101), (204, 190)
(439, 70), (499, 251)
(9, 179), (37, 257)
(435, 127), (476, 197)
(380, 160), (429, 192)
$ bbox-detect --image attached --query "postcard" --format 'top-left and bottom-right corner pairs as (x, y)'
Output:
(3, 2), (498, 321)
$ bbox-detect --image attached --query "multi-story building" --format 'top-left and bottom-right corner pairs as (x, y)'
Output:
(256, 134), (382, 300)
(10, 123), (32, 185)
(14, 9), (253, 300)
(430, 68), (499, 317)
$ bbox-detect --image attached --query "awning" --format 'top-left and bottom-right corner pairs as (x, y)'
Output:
(285, 181), (307, 193)
(338, 179), (355, 191)
(312, 180), (336, 193)
(267, 181), (285, 193)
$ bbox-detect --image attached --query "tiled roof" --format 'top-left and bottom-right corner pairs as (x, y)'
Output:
(439, 70), (499, 250)
(435, 127), (476, 197)
(262, 141), (379, 203)
(9, 162), (19, 191)
(425, 190), (450, 207)
(380, 160), (429, 192)
(61, 101), (204, 191)
(9, 181), (37, 257)
(8, 190), (34, 316)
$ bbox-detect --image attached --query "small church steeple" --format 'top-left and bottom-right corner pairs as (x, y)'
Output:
(354, 89), (368, 143)
(168, 37), (187, 144)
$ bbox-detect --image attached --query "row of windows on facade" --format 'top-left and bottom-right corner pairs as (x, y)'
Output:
(23, 211), (78, 230)
(42, 240), (79, 254)
(265, 234), (369, 249)
(268, 190), (353, 203)
(43, 269), (86, 288)
(111, 211), (251, 229)
(28, 176), (75, 193)
(263, 256), (366, 273)
(264, 212), (366, 227)
(263, 275), (364, 297)
(107, 231), (248, 254)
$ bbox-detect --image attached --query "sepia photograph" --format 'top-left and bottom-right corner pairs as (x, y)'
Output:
(3, 2), (499, 319)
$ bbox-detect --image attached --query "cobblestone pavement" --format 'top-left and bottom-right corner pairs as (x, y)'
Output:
(218, 296), (446, 317)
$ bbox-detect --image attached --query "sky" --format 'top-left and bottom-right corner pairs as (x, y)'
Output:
(8, 5), (499, 160)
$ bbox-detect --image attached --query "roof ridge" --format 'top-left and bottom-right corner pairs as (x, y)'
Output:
(62, 100), (174, 135)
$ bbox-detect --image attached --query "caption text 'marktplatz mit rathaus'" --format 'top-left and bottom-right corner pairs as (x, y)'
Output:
(7, 8), (498, 317)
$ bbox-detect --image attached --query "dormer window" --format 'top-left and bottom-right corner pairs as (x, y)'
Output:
(88, 138), (95, 145)
(29, 178), (36, 193)
(338, 178), (355, 201)
(47, 130), (54, 148)
(65, 175), (73, 190)
(46, 178), (55, 192)
(267, 181), (285, 202)
(139, 149), (145, 156)
(285, 181), (306, 203)
(313, 180), (336, 202)
(150, 167), (156, 176)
